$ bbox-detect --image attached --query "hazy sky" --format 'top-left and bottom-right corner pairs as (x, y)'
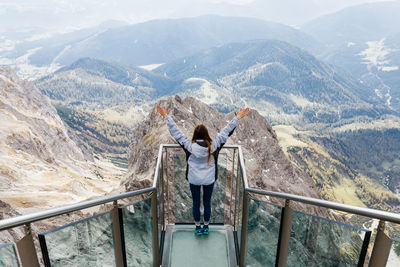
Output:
(0, 0), (396, 32)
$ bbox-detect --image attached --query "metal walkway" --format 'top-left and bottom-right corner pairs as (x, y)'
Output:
(162, 225), (237, 267)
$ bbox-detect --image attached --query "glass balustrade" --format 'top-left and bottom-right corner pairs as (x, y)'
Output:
(245, 199), (283, 266)
(39, 212), (115, 266)
(387, 237), (400, 267)
(156, 154), (165, 252)
(235, 158), (244, 251)
(286, 210), (371, 267)
(4, 144), (400, 267)
(120, 198), (153, 266)
(0, 243), (19, 267)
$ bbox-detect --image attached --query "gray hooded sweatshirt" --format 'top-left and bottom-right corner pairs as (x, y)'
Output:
(165, 116), (239, 185)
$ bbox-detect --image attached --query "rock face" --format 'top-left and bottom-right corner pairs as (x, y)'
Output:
(0, 66), (88, 163)
(0, 66), (121, 214)
(123, 96), (325, 215)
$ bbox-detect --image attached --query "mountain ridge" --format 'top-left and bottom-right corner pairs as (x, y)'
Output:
(301, 1), (400, 113)
(1, 15), (322, 80)
(37, 40), (390, 128)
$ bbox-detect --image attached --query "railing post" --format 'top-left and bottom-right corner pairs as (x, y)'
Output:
(239, 191), (250, 267)
(369, 220), (391, 267)
(276, 199), (293, 267)
(152, 192), (159, 267)
(112, 200), (125, 267)
(16, 223), (39, 267)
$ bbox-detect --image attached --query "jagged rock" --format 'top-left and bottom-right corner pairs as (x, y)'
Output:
(0, 200), (25, 244)
(123, 96), (325, 216)
(0, 66), (88, 163)
(0, 67), (121, 215)
(0, 200), (20, 220)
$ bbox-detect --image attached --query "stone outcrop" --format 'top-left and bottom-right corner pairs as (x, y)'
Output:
(0, 66), (89, 164)
(123, 95), (327, 216)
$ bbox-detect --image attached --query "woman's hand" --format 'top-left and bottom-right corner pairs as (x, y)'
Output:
(236, 108), (250, 120)
(157, 106), (168, 118)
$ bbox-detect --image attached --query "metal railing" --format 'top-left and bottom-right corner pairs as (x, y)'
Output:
(233, 144), (400, 267)
(0, 145), (164, 267)
(1, 144), (400, 267)
(160, 144), (241, 226)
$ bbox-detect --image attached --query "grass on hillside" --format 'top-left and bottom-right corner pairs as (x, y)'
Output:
(55, 105), (133, 167)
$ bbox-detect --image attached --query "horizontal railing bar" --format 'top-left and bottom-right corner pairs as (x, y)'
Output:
(161, 144), (240, 149)
(161, 144), (181, 148)
(0, 187), (155, 231)
(246, 187), (400, 224)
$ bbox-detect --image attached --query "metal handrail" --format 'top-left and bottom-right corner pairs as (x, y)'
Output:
(246, 187), (400, 224)
(227, 143), (400, 224)
(0, 187), (155, 231)
(0, 145), (172, 232)
(2, 143), (400, 228)
(2, 143), (400, 265)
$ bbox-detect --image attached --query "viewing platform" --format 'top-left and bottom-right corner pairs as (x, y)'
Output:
(1, 144), (400, 266)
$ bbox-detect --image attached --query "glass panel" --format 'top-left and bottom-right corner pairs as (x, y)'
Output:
(235, 159), (244, 251)
(213, 153), (227, 223)
(40, 212), (115, 266)
(173, 153), (227, 224)
(387, 237), (400, 267)
(287, 210), (370, 267)
(173, 153), (191, 223)
(226, 148), (237, 225)
(245, 199), (282, 266)
(157, 154), (164, 250)
(0, 243), (19, 267)
(169, 227), (229, 266)
(120, 198), (153, 266)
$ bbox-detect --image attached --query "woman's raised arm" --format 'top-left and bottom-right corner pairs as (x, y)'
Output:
(157, 105), (192, 152)
(212, 107), (250, 151)
(236, 107), (250, 120)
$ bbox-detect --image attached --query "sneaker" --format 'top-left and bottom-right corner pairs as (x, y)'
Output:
(194, 225), (202, 236)
(202, 225), (209, 235)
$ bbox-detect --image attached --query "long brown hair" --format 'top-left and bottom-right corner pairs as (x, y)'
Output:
(192, 124), (212, 165)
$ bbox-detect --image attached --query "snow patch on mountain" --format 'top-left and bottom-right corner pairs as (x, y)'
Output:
(184, 77), (219, 104)
(0, 47), (62, 80)
(288, 94), (317, 108)
(138, 63), (164, 71)
(359, 38), (398, 72)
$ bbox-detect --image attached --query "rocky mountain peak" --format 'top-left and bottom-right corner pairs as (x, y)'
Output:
(123, 96), (324, 214)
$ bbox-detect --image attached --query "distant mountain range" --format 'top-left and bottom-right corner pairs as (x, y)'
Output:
(35, 36), (400, 216)
(302, 2), (400, 48)
(0, 15), (321, 80)
(37, 40), (391, 127)
(302, 2), (400, 113)
(3, 1), (400, 238)
(36, 57), (175, 107)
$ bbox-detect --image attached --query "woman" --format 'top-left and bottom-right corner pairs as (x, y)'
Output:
(157, 105), (250, 235)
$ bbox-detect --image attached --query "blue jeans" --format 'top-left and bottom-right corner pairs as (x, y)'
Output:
(189, 183), (214, 224)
